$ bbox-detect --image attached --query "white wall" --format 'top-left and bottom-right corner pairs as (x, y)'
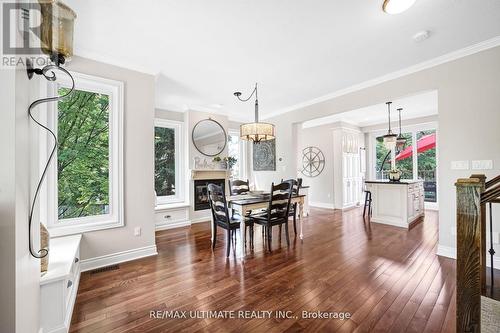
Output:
(66, 57), (156, 260)
(0, 65), (42, 333)
(257, 46), (500, 258)
(296, 123), (335, 207)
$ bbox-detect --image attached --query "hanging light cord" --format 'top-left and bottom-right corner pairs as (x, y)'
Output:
(27, 64), (75, 259)
(234, 83), (259, 122)
(234, 83), (258, 102)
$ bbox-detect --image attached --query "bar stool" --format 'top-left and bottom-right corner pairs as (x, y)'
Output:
(363, 189), (372, 217)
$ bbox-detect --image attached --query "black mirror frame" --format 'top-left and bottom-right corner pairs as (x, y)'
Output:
(192, 118), (227, 157)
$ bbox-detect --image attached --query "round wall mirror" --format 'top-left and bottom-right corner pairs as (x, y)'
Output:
(192, 119), (227, 156)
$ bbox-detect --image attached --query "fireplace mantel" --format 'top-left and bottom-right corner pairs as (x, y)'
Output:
(190, 169), (229, 180)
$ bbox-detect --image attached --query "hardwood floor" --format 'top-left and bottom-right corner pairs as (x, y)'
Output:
(70, 208), (457, 332)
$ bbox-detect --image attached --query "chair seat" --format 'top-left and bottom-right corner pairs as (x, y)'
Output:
(249, 214), (288, 226)
(216, 216), (253, 230)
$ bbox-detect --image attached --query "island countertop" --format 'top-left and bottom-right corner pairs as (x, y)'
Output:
(365, 179), (424, 185)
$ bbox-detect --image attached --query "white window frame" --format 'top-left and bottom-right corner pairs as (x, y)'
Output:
(154, 119), (185, 205)
(43, 72), (124, 237)
(228, 129), (247, 180)
(368, 122), (439, 209)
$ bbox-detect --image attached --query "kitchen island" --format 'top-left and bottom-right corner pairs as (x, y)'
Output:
(365, 180), (424, 228)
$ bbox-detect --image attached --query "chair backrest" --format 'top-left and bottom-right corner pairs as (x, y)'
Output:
(281, 178), (302, 195)
(208, 183), (229, 224)
(229, 179), (250, 195)
(267, 180), (293, 220)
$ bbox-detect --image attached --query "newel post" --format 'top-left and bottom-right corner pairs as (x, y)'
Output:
(455, 177), (483, 333)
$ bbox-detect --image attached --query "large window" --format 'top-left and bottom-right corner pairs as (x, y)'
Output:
(417, 129), (437, 202)
(154, 119), (184, 205)
(45, 73), (124, 236)
(373, 125), (437, 204)
(228, 130), (246, 180)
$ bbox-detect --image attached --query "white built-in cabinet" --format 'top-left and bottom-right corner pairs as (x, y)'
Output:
(40, 234), (81, 333)
(333, 125), (364, 210)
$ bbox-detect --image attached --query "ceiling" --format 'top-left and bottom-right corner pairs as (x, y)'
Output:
(65, 0), (500, 121)
(302, 90), (438, 129)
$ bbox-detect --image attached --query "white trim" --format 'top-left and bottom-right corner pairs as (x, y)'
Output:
(80, 245), (158, 272)
(190, 217), (211, 224)
(156, 220), (191, 231)
(154, 118), (186, 204)
(155, 202), (190, 211)
(44, 72), (125, 236)
(436, 245), (456, 259)
(155, 217), (211, 231)
(228, 129), (247, 180)
(309, 201), (335, 209)
(262, 36), (500, 120)
(437, 245), (500, 269)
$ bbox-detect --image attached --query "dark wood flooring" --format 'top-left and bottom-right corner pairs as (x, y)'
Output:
(70, 208), (458, 332)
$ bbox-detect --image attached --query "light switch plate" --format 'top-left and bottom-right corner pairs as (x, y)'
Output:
(451, 160), (469, 170)
(471, 160), (493, 170)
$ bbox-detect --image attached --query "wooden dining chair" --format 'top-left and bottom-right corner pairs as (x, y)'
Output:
(208, 183), (254, 256)
(249, 180), (293, 251)
(281, 178), (302, 235)
(228, 179), (253, 218)
(228, 179), (250, 195)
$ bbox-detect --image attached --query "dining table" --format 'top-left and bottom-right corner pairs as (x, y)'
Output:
(210, 192), (307, 258)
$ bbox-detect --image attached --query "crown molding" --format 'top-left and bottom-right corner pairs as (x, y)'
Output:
(262, 36), (500, 120)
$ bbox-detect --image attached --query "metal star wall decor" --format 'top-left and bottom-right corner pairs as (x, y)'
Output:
(301, 147), (325, 177)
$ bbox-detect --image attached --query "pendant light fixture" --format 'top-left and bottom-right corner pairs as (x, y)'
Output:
(396, 107), (406, 149)
(26, 0), (77, 260)
(234, 83), (275, 143)
(383, 102), (397, 149)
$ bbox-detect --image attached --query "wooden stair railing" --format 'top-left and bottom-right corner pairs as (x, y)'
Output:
(456, 173), (500, 333)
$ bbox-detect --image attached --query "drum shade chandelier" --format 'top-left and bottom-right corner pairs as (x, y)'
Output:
(234, 83), (275, 143)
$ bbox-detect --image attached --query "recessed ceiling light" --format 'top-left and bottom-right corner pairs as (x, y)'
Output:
(413, 30), (430, 43)
(382, 0), (417, 15)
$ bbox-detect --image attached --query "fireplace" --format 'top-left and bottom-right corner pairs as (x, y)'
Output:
(194, 179), (225, 211)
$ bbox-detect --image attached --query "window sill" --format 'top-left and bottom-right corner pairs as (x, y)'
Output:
(47, 219), (124, 237)
(155, 202), (190, 211)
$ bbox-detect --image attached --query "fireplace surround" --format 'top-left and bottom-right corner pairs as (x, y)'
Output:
(194, 179), (225, 211)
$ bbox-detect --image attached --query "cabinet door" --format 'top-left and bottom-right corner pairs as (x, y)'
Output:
(407, 192), (414, 218)
(343, 180), (349, 206)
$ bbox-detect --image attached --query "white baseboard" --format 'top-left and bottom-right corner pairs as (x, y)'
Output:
(155, 220), (190, 231)
(190, 217), (211, 224)
(437, 245), (500, 269)
(436, 245), (456, 259)
(80, 245), (158, 272)
(155, 217), (210, 231)
(309, 201), (335, 209)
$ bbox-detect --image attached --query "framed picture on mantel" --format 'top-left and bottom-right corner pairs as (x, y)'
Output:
(253, 139), (276, 171)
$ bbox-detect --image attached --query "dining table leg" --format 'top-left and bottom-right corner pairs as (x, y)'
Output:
(239, 206), (248, 257)
(298, 198), (304, 240)
(210, 213), (215, 244)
